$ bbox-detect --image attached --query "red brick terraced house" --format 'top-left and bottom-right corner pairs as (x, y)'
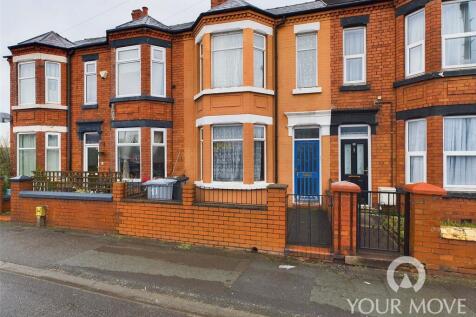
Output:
(4, 0), (476, 272)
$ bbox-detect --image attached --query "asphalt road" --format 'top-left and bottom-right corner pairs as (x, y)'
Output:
(0, 271), (192, 317)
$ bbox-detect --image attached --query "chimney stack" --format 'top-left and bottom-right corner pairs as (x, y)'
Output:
(131, 7), (148, 20)
(211, 0), (227, 8)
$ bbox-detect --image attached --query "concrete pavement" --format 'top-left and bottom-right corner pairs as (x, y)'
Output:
(0, 222), (475, 317)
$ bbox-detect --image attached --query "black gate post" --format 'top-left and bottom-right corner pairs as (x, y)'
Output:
(404, 192), (411, 256)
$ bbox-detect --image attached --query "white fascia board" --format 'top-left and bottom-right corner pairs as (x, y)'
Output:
(285, 110), (331, 136)
(194, 86), (274, 100)
(12, 104), (67, 111)
(294, 22), (320, 34)
(195, 20), (273, 44)
(13, 125), (67, 133)
(13, 53), (67, 63)
(194, 181), (269, 190)
(196, 114), (273, 127)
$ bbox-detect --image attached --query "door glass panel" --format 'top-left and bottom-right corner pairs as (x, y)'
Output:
(344, 144), (352, 174)
(357, 144), (364, 174)
(295, 128), (320, 139)
(87, 147), (99, 172)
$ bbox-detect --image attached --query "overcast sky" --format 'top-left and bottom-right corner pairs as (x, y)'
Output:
(0, 0), (305, 142)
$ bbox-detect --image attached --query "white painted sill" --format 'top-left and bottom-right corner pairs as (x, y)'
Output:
(12, 104), (67, 111)
(292, 87), (322, 95)
(194, 87), (275, 100)
(194, 181), (269, 190)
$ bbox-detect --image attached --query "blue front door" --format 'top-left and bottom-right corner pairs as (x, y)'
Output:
(294, 140), (320, 197)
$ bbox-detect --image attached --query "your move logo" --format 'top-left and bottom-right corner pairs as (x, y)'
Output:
(347, 256), (468, 316)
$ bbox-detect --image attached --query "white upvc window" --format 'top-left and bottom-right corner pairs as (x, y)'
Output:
(84, 61), (97, 105)
(17, 133), (36, 176)
(199, 42), (204, 91)
(296, 32), (318, 88)
(444, 116), (476, 190)
(254, 125), (266, 182)
(254, 33), (266, 88)
(212, 32), (243, 88)
(116, 45), (141, 97)
(45, 61), (60, 104)
(405, 9), (425, 77)
(151, 46), (166, 97)
(199, 127), (204, 181)
(45, 133), (61, 171)
(343, 27), (366, 84)
(116, 128), (141, 180)
(442, 0), (476, 69)
(18, 61), (36, 106)
(151, 128), (167, 179)
(405, 119), (427, 184)
(212, 125), (243, 182)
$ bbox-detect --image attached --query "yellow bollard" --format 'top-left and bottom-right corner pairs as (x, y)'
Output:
(35, 206), (47, 227)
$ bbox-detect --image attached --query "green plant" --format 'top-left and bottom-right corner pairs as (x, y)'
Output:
(0, 140), (10, 193)
(441, 220), (476, 228)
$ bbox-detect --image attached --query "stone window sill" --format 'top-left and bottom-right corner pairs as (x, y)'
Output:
(292, 87), (322, 95)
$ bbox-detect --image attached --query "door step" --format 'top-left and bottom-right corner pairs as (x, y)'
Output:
(345, 252), (399, 270)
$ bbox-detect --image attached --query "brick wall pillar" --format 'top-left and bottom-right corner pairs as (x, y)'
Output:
(182, 183), (195, 206)
(0, 176), (4, 212)
(112, 182), (126, 201)
(267, 184), (287, 252)
(10, 176), (33, 221)
(331, 181), (361, 257)
(404, 183), (447, 267)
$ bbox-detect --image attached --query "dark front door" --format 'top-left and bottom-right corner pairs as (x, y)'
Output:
(341, 139), (369, 192)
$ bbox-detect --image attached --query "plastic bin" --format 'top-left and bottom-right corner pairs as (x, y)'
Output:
(169, 176), (189, 200)
(143, 179), (177, 200)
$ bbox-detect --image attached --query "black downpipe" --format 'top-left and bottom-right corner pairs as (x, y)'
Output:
(66, 50), (73, 170)
(273, 18), (285, 184)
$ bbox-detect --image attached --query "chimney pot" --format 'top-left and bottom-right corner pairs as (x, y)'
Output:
(211, 0), (227, 8)
(142, 6), (149, 16)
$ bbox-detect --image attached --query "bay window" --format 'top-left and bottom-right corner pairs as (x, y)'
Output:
(45, 133), (60, 171)
(406, 119), (426, 184)
(18, 62), (35, 105)
(151, 46), (166, 97)
(444, 117), (476, 189)
(254, 33), (266, 88)
(212, 125), (243, 182)
(17, 133), (36, 176)
(296, 32), (317, 88)
(442, 0), (476, 68)
(199, 42), (204, 91)
(151, 129), (166, 178)
(116, 129), (141, 180)
(343, 27), (366, 84)
(212, 32), (243, 88)
(116, 46), (141, 97)
(405, 9), (425, 77)
(254, 126), (265, 182)
(84, 61), (97, 105)
(45, 61), (60, 103)
(199, 128), (204, 180)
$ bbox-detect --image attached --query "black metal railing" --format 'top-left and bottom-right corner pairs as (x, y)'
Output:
(124, 182), (147, 199)
(194, 187), (267, 209)
(286, 194), (332, 247)
(32, 171), (122, 194)
(356, 190), (408, 253)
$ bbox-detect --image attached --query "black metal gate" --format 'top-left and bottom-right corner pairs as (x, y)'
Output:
(357, 191), (410, 255)
(286, 195), (332, 247)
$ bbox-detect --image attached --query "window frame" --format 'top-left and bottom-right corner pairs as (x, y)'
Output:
(150, 128), (167, 179)
(211, 124), (243, 183)
(253, 125), (266, 182)
(405, 119), (427, 184)
(115, 45), (141, 98)
(18, 61), (36, 106)
(199, 42), (204, 92)
(150, 46), (166, 98)
(17, 132), (36, 176)
(295, 32), (318, 89)
(343, 26), (367, 85)
(45, 132), (61, 172)
(115, 128), (141, 181)
(443, 115), (476, 190)
(199, 127), (204, 181)
(84, 61), (97, 105)
(211, 31), (244, 88)
(45, 61), (61, 104)
(253, 33), (266, 88)
(441, 0), (476, 69)
(405, 8), (426, 77)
